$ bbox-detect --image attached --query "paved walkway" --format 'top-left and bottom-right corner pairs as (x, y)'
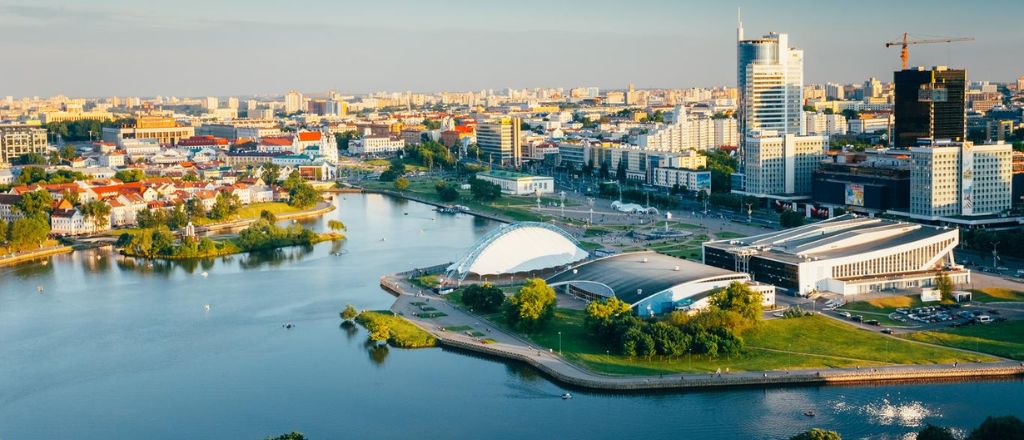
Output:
(380, 273), (1024, 391)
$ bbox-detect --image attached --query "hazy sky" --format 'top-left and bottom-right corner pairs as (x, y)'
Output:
(1, 0), (1021, 97)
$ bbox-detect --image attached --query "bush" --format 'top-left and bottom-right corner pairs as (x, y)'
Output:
(469, 177), (501, 201)
(789, 429), (841, 440)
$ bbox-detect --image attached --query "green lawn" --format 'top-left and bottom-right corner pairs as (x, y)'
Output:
(970, 288), (1024, 303)
(901, 320), (1024, 360)
(714, 231), (746, 240)
(189, 202), (302, 226)
(355, 310), (437, 348)
(510, 311), (990, 375)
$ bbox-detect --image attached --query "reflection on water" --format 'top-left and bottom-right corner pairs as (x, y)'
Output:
(2, 194), (1024, 440)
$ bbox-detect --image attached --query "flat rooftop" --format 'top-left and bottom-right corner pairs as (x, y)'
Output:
(478, 170), (551, 180)
(546, 251), (743, 304)
(705, 214), (957, 264)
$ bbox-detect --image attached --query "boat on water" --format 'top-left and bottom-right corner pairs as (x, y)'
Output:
(561, 393), (572, 400)
(804, 410), (815, 417)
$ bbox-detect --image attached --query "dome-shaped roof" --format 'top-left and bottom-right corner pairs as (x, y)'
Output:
(447, 222), (589, 279)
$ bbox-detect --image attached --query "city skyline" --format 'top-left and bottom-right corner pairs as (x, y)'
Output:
(2, 0), (1022, 97)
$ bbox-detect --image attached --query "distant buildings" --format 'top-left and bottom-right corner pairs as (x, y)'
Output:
(893, 66), (967, 148)
(738, 132), (826, 197)
(349, 136), (405, 155)
(101, 116), (195, 146)
(284, 91), (304, 114)
(0, 125), (48, 164)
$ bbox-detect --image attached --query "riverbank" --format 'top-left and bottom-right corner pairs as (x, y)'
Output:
(360, 188), (513, 224)
(193, 201), (336, 235)
(0, 245), (74, 267)
(379, 272), (1024, 391)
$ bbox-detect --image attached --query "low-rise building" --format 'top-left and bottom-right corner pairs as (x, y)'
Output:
(475, 170), (554, 195)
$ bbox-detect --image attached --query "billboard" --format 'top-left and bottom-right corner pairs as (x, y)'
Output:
(962, 144), (974, 215)
(694, 172), (711, 193)
(844, 183), (865, 207)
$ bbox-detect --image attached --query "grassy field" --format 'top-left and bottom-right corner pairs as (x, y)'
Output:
(970, 288), (1024, 303)
(512, 311), (989, 375)
(189, 202), (302, 226)
(714, 231), (746, 240)
(355, 310), (437, 348)
(901, 320), (1024, 360)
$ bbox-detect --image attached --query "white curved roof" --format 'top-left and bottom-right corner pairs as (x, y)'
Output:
(447, 222), (589, 278)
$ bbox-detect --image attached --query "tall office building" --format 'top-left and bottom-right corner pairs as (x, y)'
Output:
(735, 17), (822, 197)
(737, 27), (804, 143)
(477, 117), (522, 167)
(893, 66), (967, 148)
(204, 96), (219, 111)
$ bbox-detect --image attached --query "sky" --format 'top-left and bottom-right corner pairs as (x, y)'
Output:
(1, 0), (1021, 97)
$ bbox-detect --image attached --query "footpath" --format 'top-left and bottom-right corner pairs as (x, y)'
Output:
(380, 273), (1024, 392)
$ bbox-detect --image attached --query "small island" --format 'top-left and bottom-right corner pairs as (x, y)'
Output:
(117, 213), (345, 260)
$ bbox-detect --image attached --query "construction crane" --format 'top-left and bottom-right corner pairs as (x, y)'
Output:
(884, 33), (974, 70)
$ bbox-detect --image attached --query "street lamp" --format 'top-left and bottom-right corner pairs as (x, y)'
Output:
(558, 331), (562, 354)
(559, 191), (566, 218)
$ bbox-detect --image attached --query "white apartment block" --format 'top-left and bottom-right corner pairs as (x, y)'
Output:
(350, 137), (405, 155)
(651, 168), (711, 193)
(909, 142), (1012, 218)
(740, 132), (826, 196)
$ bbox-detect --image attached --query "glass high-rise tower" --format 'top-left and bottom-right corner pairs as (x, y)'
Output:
(893, 66), (967, 149)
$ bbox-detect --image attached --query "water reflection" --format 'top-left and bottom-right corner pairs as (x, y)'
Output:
(366, 342), (390, 366)
(340, 321), (358, 341)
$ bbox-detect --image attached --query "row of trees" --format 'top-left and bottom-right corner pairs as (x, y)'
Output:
(434, 180), (460, 202)
(0, 216), (50, 252)
(43, 118), (134, 142)
(456, 279), (558, 332)
(583, 282), (763, 359)
(15, 145), (79, 167)
(15, 167), (89, 185)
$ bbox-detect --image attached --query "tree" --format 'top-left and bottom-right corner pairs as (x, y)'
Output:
(469, 177), (501, 202)
(61, 190), (80, 207)
(79, 200), (112, 227)
(16, 167), (48, 185)
(917, 424), (955, 440)
(393, 176), (410, 192)
(503, 278), (556, 332)
(0, 219), (8, 246)
(709, 282), (764, 323)
(260, 209), (277, 223)
(584, 296), (633, 335)
(185, 198), (206, 220)
(340, 304), (359, 321)
(934, 272), (955, 303)
(288, 183), (320, 209)
(369, 323), (390, 344)
(209, 192), (241, 220)
(282, 170), (304, 190)
(789, 429), (842, 440)
(968, 415), (1024, 440)
(260, 163), (281, 184)
(461, 283), (505, 313)
(438, 186), (459, 202)
(780, 210), (807, 228)
(8, 216), (50, 249)
(16, 190), (54, 218)
(114, 169), (145, 183)
(327, 219), (346, 232)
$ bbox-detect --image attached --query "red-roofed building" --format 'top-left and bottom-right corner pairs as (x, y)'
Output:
(178, 135), (230, 151)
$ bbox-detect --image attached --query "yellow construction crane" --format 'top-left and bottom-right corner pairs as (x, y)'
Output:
(884, 33), (974, 70)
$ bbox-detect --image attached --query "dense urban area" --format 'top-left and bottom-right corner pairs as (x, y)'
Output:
(3, 10), (1024, 440)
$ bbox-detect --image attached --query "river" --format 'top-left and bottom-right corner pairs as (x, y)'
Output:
(0, 194), (1020, 439)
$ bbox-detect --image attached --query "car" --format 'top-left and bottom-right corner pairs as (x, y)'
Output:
(881, 328), (894, 334)
(852, 315), (864, 323)
(837, 311), (852, 318)
(865, 319), (880, 326)
(975, 315), (993, 324)
(896, 308), (910, 315)
(997, 266), (1009, 272)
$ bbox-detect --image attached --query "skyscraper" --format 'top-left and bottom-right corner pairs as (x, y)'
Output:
(734, 16), (823, 197)
(893, 66), (966, 148)
(737, 27), (804, 143)
(284, 90), (304, 114)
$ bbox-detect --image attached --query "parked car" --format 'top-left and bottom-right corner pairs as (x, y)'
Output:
(852, 315), (864, 323)
(865, 319), (880, 326)
(975, 315), (993, 324)
(881, 328), (894, 334)
(837, 311), (852, 318)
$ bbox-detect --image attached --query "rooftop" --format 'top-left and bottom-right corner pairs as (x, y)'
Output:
(546, 251), (743, 304)
(478, 169), (551, 180)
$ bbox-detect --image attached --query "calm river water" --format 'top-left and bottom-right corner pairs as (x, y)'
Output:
(1, 194), (1021, 439)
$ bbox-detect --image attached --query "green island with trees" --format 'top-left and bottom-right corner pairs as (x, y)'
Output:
(117, 212), (344, 260)
(354, 309), (437, 348)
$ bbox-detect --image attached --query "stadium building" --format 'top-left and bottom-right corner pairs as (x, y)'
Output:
(702, 214), (968, 296)
(546, 252), (774, 317)
(445, 222), (590, 282)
